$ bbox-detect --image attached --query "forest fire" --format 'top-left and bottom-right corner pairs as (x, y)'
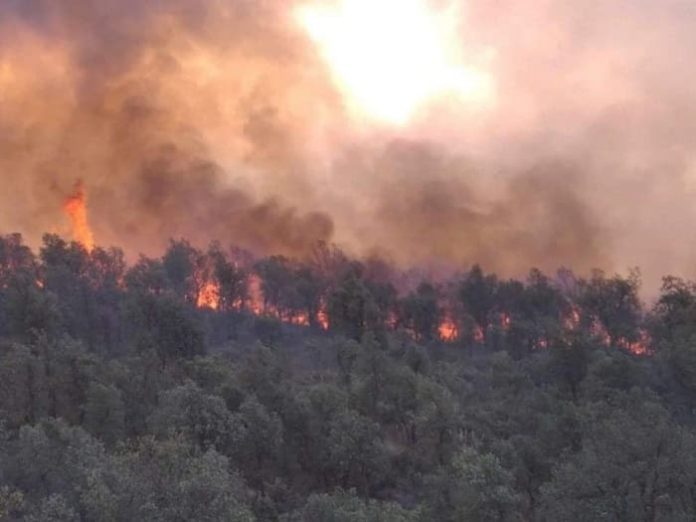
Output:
(196, 272), (329, 330)
(63, 181), (95, 252)
(438, 317), (458, 342)
(317, 304), (330, 330)
(500, 313), (512, 330)
(564, 306), (582, 330)
(196, 281), (220, 310)
(617, 330), (652, 357)
(248, 274), (265, 315)
(2, 0), (695, 516)
(189, 269), (656, 355)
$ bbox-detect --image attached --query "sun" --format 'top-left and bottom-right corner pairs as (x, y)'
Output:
(295, 0), (494, 125)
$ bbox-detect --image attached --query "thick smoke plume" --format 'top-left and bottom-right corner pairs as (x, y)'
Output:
(1, 0), (695, 292)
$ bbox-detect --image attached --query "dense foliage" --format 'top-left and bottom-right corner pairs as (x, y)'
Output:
(2, 233), (696, 521)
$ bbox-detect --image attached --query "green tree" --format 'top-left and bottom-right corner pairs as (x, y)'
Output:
(83, 383), (126, 446)
(425, 447), (522, 522)
(288, 490), (420, 522)
(400, 282), (441, 342)
(148, 381), (236, 452)
(114, 437), (255, 522)
(539, 395), (696, 522)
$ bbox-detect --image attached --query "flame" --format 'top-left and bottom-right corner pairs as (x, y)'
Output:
(500, 312), (512, 330)
(248, 274), (265, 314)
(563, 305), (581, 330)
(439, 316), (458, 342)
(590, 319), (612, 346)
(290, 312), (311, 326)
(617, 330), (652, 356)
(197, 281), (220, 310)
(63, 181), (95, 252)
(473, 325), (485, 343)
(295, 0), (494, 125)
(317, 301), (330, 330)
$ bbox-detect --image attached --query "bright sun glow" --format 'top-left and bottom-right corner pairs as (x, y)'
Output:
(295, 0), (494, 125)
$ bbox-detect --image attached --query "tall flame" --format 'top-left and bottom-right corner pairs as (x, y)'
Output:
(439, 316), (458, 342)
(197, 281), (220, 310)
(63, 181), (95, 252)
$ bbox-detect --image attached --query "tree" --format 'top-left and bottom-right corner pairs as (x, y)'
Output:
(400, 282), (440, 342)
(24, 494), (79, 522)
(320, 410), (387, 494)
(288, 490), (420, 522)
(425, 447), (522, 522)
(328, 273), (380, 341)
(209, 243), (248, 311)
(114, 437), (255, 522)
(0, 343), (48, 427)
(230, 395), (283, 490)
(128, 293), (205, 364)
(578, 269), (643, 345)
(539, 394), (696, 521)
(83, 383), (126, 446)
(148, 381), (236, 452)
(1, 419), (109, 510)
(458, 265), (499, 340)
(2, 271), (61, 341)
(162, 239), (200, 303)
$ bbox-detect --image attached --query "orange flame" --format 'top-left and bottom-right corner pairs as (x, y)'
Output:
(317, 301), (330, 330)
(617, 330), (652, 356)
(500, 312), (512, 330)
(563, 305), (581, 330)
(63, 181), (95, 252)
(197, 281), (220, 310)
(473, 325), (485, 343)
(438, 316), (458, 342)
(290, 312), (311, 326)
(248, 274), (265, 314)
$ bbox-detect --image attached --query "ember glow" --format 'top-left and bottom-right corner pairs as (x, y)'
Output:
(63, 181), (95, 253)
(438, 317), (458, 342)
(197, 281), (220, 310)
(295, 0), (494, 124)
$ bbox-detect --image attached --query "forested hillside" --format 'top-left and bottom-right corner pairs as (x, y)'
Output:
(2, 233), (696, 521)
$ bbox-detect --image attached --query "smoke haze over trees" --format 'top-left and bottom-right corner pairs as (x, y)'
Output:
(3, 1), (696, 292)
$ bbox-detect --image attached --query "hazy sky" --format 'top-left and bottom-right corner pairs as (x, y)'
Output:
(1, 0), (696, 293)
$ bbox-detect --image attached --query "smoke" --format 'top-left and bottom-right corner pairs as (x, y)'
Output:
(0, 0), (338, 257)
(1, 0), (695, 292)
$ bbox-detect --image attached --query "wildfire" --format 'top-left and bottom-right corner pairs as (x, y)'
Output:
(500, 312), (512, 330)
(295, 0), (494, 124)
(188, 270), (652, 357)
(438, 316), (458, 342)
(617, 330), (652, 356)
(473, 325), (485, 344)
(563, 306), (582, 330)
(290, 312), (311, 326)
(63, 181), (95, 252)
(248, 274), (265, 314)
(317, 302), (330, 330)
(197, 281), (220, 310)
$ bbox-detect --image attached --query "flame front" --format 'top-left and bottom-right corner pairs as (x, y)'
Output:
(439, 316), (458, 342)
(197, 281), (220, 310)
(63, 181), (95, 252)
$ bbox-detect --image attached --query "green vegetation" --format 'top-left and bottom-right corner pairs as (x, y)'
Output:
(1, 233), (696, 521)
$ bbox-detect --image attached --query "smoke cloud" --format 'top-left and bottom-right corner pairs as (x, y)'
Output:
(1, 0), (695, 293)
